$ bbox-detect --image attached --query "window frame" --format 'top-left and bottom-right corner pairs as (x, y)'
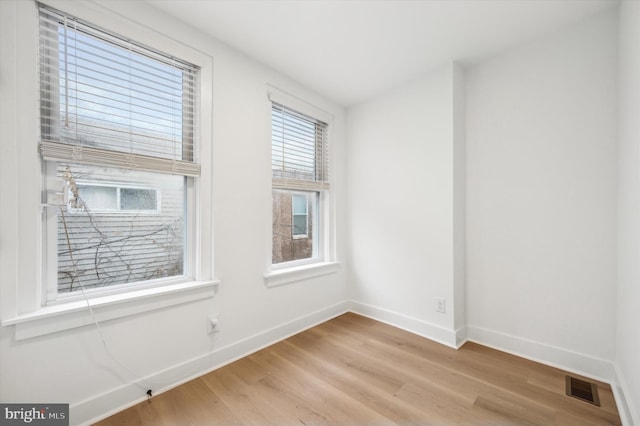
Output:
(0, 0), (217, 338)
(265, 86), (339, 285)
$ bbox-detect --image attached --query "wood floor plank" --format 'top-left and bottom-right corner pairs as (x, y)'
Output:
(266, 342), (398, 424)
(250, 346), (395, 425)
(94, 313), (622, 425)
(474, 389), (556, 426)
(199, 368), (283, 425)
(270, 343), (429, 424)
(287, 328), (406, 395)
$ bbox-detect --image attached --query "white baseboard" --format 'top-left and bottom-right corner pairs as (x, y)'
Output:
(613, 363), (639, 426)
(465, 324), (615, 383)
(455, 325), (467, 348)
(349, 301), (458, 349)
(74, 300), (350, 426)
(74, 304), (634, 426)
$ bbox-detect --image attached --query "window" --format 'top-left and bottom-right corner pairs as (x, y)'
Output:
(39, 5), (200, 299)
(292, 193), (309, 238)
(271, 100), (329, 266)
(68, 183), (159, 213)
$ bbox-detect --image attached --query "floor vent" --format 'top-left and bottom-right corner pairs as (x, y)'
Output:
(565, 376), (600, 406)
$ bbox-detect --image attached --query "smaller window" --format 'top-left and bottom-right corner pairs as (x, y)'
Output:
(120, 188), (158, 211)
(69, 183), (159, 213)
(271, 98), (328, 267)
(272, 189), (317, 264)
(292, 193), (309, 238)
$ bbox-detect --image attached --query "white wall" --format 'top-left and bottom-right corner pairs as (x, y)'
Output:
(465, 10), (618, 378)
(616, 1), (640, 424)
(0, 1), (347, 424)
(346, 64), (464, 347)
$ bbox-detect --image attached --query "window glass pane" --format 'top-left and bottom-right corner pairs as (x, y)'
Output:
(293, 214), (307, 236)
(43, 12), (193, 162)
(292, 193), (308, 237)
(56, 163), (185, 293)
(59, 28), (186, 159)
(292, 194), (307, 214)
(77, 185), (117, 211)
(120, 188), (157, 211)
(272, 190), (315, 264)
(271, 104), (320, 181)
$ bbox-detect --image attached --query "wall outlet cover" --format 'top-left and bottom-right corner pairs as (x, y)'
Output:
(207, 314), (220, 334)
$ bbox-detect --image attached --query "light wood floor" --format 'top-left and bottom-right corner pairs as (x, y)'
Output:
(95, 313), (621, 425)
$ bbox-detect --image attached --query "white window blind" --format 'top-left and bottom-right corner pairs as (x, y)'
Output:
(271, 102), (329, 191)
(38, 5), (200, 176)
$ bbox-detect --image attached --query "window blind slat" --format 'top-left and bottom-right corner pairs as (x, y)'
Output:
(38, 5), (200, 175)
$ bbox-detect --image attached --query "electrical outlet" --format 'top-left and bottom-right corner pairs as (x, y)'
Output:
(436, 297), (446, 313)
(207, 314), (220, 334)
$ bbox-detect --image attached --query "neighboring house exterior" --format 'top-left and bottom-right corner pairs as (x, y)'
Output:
(272, 190), (313, 264)
(56, 164), (185, 292)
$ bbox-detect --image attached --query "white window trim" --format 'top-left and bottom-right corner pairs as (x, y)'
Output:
(265, 86), (337, 285)
(264, 261), (340, 288)
(0, 0), (216, 340)
(3, 279), (220, 341)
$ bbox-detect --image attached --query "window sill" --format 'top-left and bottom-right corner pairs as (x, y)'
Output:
(264, 261), (340, 288)
(2, 280), (220, 341)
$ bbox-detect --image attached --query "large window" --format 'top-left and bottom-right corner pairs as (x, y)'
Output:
(271, 101), (329, 266)
(39, 5), (200, 299)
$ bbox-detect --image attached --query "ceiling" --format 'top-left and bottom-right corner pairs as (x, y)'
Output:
(145, 0), (618, 106)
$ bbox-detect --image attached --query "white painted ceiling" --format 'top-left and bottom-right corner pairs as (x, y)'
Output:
(145, 0), (618, 106)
